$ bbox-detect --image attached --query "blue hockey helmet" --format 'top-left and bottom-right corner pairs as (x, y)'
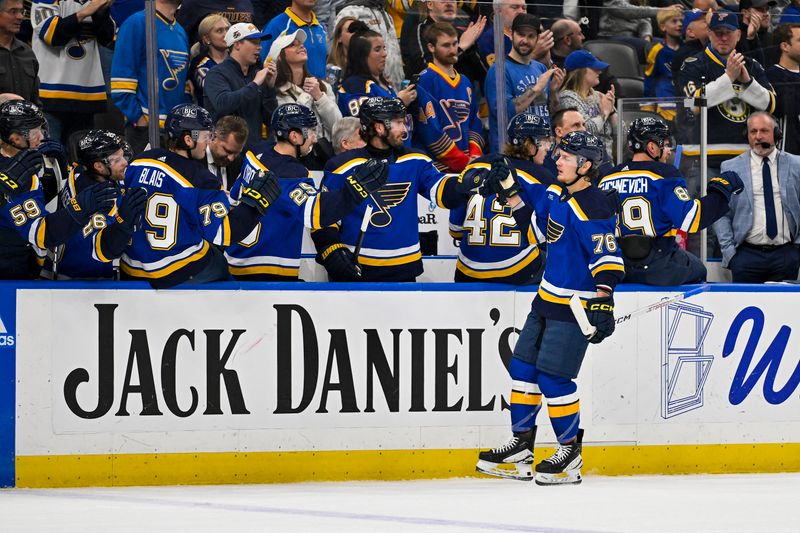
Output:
(627, 116), (671, 152)
(77, 129), (127, 167)
(507, 113), (552, 146)
(556, 131), (605, 169)
(164, 104), (213, 140)
(271, 103), (318, 140)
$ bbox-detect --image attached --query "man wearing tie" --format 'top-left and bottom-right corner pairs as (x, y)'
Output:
(714, 112), (800, 282)
(205, 116), (247, 196)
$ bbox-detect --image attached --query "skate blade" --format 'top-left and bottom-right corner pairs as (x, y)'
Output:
(534, 470), (582, 486)
(476, 460), (533, 481)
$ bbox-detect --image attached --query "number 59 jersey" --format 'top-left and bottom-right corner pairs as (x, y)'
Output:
(121, 149), (233, 287)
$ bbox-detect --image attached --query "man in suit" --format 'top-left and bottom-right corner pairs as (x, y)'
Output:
(713, 111), (800, 282)
(206, 115), (247, 196)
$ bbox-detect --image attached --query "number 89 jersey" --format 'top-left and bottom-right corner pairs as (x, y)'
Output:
(121, 149), (232, 286)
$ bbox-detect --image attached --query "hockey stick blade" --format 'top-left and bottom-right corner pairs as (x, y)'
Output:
(569, 295), (597, 338)
(615, 284), (710, 325)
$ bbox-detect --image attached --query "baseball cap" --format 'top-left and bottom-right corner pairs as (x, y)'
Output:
(224, 23), (271, 47)
(511, 13), (540, 33)
(564, 50), (609, 72)
(709, 11), (739, 32)
(266, 29), (308, 64)
(740, 0), (777, 9)
(682, 9), (705, 37)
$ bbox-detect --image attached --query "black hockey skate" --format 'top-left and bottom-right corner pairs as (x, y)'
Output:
(475, 428), (536, 481)
(534, 429), (583, 485)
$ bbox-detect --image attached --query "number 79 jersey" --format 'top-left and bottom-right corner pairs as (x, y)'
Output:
(121, 149), (233, 285)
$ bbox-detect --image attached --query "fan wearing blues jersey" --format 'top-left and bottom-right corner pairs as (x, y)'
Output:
(225, 103), (388, 281)
(450, 113), (554, 285)
(312, 96), (475, 282)
(121, 104), (281, 288)
(476, 132), (625, 485)
(597, 117), (743, 285)
(42, 130), (148, 279)
(0, 100), (117, 279)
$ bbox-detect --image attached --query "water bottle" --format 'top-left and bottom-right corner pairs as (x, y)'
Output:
(325, 65), (342, 91)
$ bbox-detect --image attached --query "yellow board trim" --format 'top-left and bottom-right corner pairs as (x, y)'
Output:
(16, 443), (800, 488)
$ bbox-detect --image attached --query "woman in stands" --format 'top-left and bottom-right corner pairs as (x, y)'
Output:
(338, 29), (417, 118)
(327, 17), (369, 72)
(558, 50), (618, 161)
(189, 15), (230, 107)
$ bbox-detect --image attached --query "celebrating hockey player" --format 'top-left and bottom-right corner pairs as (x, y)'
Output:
(450, 112), (555, 284)
(312, 96), (475, 281)
(225, 103), (389, 280)
(476, 131), (625, 485)
(42, 130), (148, 279)
(598, 117), (744, 285)
(121, 104), (281, 288)
(0, 100), (117, 279)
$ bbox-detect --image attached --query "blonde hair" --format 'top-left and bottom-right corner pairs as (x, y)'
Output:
(328, 16), (357, 69)
(198, 14), (230, 45)
(657, 6), (682, 27)
(562, 67), (594, 99)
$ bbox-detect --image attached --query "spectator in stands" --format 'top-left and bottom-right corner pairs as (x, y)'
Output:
(204, 23), (277, 147)
(486, 14), (563, 153)
(0, 0), (40, 104)
(713, 111), (800, 282)
(111, 0), (191, 153)
(551, 17), (616, 92)
(545, 105), (612, 176)
(31, 0), (115, 145)
(338, 29), (417, 117)
(189, 15), (231, 107)
(331, 116), (365, 153)
(598, 1), (684, 63)
(263, 0), (327, 79)
(737, 0), (777, 68)
(272, 29), (341, 168)
(334, 0), (406, 86)
(768, 23), (800, 156)
(205, 115), (248, 194)
(477, 0), (554, 68)
(781, 0), (800, 24)
(328, 17), (367, 71)
(177, 0), (253, 44)
(413, 22), (483, 173)
(645, 7), (683, 100)
(400, 0), (486, 81)
(558, 50), (617, 161)
(671, 8), (709, 86)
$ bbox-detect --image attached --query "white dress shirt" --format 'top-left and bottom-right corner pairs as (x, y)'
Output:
(746, 149), (792, 245)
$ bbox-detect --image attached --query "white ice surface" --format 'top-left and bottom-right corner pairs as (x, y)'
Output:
(1, 473), (798, 533)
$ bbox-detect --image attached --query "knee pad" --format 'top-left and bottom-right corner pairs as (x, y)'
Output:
(537, 371), (576, 399)
(509, 356), (537, 384)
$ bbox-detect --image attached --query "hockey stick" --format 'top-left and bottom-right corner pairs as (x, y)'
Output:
(352, 204), (374, 276)
(569, 284), (712, 336)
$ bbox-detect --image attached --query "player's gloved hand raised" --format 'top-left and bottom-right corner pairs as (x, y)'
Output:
(455, 165), (489, 195)
(0, 149), (43, 203)
(66, 181), (118, 224)
(116, 187), (148, 232)
(240, 169), (281, 216)
(345, 159), (389, 202)
(479, 157), (520, 205)
(708, 171), (744, 202)
(585, 294), (615, 344)
(316, 243), (361, 281)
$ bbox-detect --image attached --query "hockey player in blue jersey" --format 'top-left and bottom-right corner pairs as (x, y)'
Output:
(42, 130), (148, 279)
(121, 104), (281, 288)
(225, 103), (388, 280)
(450, 113), (555, 284)
(598, 117), (744, 285)
(476, 131), (625, 485)
(0, 100), (117, 279)
(312, 96), (475, 282)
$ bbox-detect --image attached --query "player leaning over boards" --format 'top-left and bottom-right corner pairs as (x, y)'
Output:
(598, 117), (744, 285)
(225, 103), (388, 280)
(121, 104), (281, 288)
(0, 100), (117, 279)
(450, 113), (556, 285)
(476, 132), (625, 485)
(312, 96), (476, 282)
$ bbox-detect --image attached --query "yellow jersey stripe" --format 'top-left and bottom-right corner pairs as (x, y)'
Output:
(548, 400), (580, 418)
(510, 391), (541, 406)
(357, 251), (422, 267)
(456, 247), (540, 279)
(121, 241), (210, 278)
(228, 264), (300, 277)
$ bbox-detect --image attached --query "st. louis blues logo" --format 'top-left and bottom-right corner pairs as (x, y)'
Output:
(546, 215), (564, 243)
(160, 50), (190, 91)
(367, 182), (412, 228)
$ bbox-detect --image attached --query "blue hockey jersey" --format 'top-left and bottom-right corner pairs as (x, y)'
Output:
(110, 11), (190, 127)
(413, 63), (484, 173)
(516, 177), (625, 321)
(225, 142), (359, 280)
(121, 149), (236, 287)
(338, 75), (398, 118)
(450, 156), (553, 284)
(598, 160), (730, 238)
